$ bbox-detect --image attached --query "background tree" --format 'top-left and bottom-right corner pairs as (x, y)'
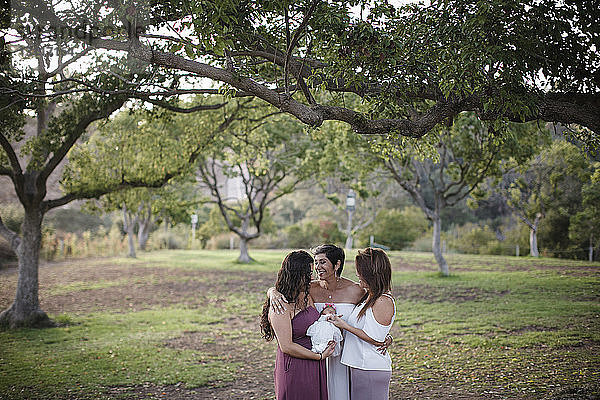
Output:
(569, 163), (600, 261)
(77, 108), (218, 255)
(196, 103), (321, 262)
(502, 140), (591, 258)
(381, 114), (544, 275)
(535, 141), (593, 258)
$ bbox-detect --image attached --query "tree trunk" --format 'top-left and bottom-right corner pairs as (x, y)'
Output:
(529, 228), (539, 257)
(137, 205), (153, 251)
(138, 225), (149, 251)
(529, 213), (541, 257)
(345, 235), (354, 250)
(237, 217), (253, 263)
(0, 208), (54, 328)
(238, 237), (253, 263)
(123, 205), (136, 258)
(432, 214), (449, 276)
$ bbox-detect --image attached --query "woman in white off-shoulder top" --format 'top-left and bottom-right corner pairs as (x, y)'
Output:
(327, 247), (396, 400)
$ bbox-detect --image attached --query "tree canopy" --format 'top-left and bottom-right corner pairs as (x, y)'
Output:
(9, 0), (600, 146)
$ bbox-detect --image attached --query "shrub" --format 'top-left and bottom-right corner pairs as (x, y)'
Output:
(2, 203), (23, 233)
(285, 220), (344, 249)
(406, 232), (433, 252)
(448, 223), (496, 254)
(250, 233), (288, 249)
(207, 233), (237, 250)
(154, 231), (184, 250)
(358, 206), (429, 250)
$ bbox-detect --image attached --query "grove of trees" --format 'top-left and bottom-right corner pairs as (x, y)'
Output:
(1, 0), (599, 328)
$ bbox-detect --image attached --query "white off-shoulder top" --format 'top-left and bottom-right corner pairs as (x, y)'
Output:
(340, 293), (396, 371)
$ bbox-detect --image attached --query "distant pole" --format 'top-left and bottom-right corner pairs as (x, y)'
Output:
(516, 244), (520, 257)
(345, 190), (356, 249)
(191, 213), (198, 241)
(590, 234), (594, 262)
(230, 236), (235, 250)
(370, 235), (374, 248)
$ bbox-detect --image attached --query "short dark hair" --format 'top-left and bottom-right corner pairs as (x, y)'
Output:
(311, 244), (345, 277)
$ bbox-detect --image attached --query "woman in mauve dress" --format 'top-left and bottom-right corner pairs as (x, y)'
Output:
(260, 250), (337, 400)
(268, 244), (392, 400)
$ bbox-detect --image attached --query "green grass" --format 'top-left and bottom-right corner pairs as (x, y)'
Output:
(1, 249), (599, 399)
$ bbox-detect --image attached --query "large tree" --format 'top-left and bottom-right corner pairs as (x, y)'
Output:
(13, 0), (600, 143)
(0, 9), (228, 328)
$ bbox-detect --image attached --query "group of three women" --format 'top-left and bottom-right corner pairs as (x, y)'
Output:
(260, 244), (396, 400)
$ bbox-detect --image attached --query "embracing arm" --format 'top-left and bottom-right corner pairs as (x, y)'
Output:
(328, 296), (394, 347)
(330, 318), (386, 346)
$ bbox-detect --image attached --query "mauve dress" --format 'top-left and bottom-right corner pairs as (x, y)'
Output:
(274, 306), (328, 400)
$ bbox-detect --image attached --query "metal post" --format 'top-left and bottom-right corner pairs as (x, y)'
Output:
(516, 244), (520, 257)
(345, 190), (356, 249)
(191, 213), (198, 241)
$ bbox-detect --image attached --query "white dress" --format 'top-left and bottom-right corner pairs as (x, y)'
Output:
(314, 302), (356, 400)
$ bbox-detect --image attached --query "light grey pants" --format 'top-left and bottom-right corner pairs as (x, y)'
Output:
(349, 367), (391, 400)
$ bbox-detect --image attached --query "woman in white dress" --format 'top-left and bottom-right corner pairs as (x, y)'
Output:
(269, 244), (392, 400)
(327, 248), (396, 400)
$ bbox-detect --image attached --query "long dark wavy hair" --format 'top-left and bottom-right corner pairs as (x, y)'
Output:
(355, 247), (392, 320)
(260, 250), (314, 341)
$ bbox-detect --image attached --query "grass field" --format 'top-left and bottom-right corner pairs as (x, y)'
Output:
(0, 250), (599, 399)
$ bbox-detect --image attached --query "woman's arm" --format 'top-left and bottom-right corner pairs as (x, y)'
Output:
(270, 309), (335, 359)
(327, 315), (385, 346)
(328, 297), (394, 347)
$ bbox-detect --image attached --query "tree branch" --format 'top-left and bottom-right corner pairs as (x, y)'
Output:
(0, 132), (22, 175)
(39, 95), (128, 187)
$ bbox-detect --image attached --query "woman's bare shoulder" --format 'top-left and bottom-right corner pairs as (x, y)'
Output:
(340, 277), (362, 292)
(372, 295), (395, 325)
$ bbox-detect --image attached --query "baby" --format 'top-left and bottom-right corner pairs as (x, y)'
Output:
(306, 304), (344, 357)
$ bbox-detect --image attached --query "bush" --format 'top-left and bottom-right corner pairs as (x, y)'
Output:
(285, 220), (344, 249)
(1, 203), (23, 233)
(448, 223), (497, 254)
(358, 206), (429, 250)
(153, 231), (184, 250)
(207, 233), (237, 250)
(250, 233), (288, 249)
(39, 224), (127, 261)
(406, 232), (433, 252)
(446, 222), (529, 256)
(45, 207), (111, 235)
